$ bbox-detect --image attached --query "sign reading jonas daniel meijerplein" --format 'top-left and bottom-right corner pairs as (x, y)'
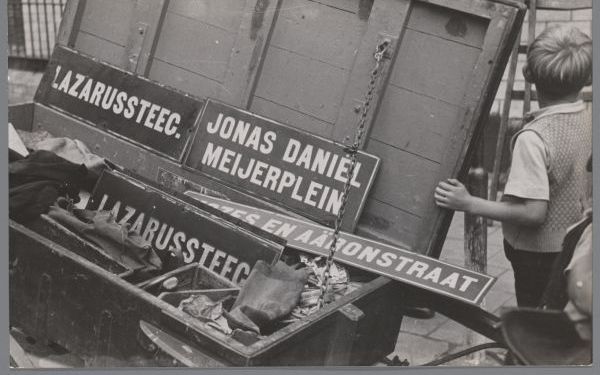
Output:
(35, 46), (203, 161)
(184, 100), (381, 231)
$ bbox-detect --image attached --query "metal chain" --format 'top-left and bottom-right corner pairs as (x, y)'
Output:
(317, 39), (390, 308)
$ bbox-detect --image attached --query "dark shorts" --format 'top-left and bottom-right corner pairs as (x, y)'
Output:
(503, 240), (559, 308)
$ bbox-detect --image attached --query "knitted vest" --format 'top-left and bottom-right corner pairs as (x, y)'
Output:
(502, 107), (592, 253)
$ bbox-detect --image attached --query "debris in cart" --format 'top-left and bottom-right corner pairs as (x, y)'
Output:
(178, 294), (233, 335)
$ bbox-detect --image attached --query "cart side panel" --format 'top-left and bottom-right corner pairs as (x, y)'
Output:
(9, 222), (165, 366)
(347, 277), (404, 365)
(8, 102), (35, 132)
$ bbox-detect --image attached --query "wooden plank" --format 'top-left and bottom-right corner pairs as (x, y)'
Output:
(418, 3), (526, 256)
(149, 58), (225, 101)
(269, 0), (366, 69)
(536, 0), (592, 10)
(8, 103), (35, 131)
(365, 139), (440, 216)
(252, 45), (349, 124)
(152, 12), (236, 83)
(167, 0), (246, 32)
(74, 31), (127, 67)
(390, 29), (482, 106)
(346, 279), (404, 365)
(368, 85), (462, 162)
(331, 0), (411, 144)
(56, 0), (86, 47)
(125, 0), (169, 76)
(355, 198), (421, 250)
(418, 0), (509, 19)
(78, 0), (134, 47)
(139, 321), (228, 367)
(306, 0), (359, 13)
(221, 0), (279, 107)
(251, 96), (334, 138)
(323, 305), (364, 365)
(406, 0), (488, 48)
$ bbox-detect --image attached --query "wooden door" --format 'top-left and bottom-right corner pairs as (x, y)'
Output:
(58, 0), (524, 256)
(243, 0), (523, 256)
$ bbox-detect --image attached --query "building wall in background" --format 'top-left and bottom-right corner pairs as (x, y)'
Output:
(493, 8), (593, 119)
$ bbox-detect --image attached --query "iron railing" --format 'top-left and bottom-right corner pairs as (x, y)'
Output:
(8, 0), (67, 61)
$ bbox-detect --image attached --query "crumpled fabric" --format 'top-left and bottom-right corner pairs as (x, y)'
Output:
(9, 150), (88, 223)
(31, 137), (106, 176)
(47, 198), (163, 276)
(17, 129), (53, 149)
(224, 261), (309, 334)
(281, 255), (361, 324)
(179, 294), (233, 335)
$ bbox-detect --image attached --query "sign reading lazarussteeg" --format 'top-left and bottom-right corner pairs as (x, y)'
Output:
(183, 100), (380, 231)
(35, 46), (203, 161)
(186, 191), (495, 305)
(87, 170), (282, 285)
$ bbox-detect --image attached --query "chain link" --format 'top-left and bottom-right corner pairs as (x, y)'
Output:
(317, 39), (390, 308)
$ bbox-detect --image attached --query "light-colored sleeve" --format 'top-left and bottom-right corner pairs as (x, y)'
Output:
(564, 224), (592, 321)
(503, 131), (549, 200)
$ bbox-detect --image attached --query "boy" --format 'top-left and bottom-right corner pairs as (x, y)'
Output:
(434, 25), (592, 308)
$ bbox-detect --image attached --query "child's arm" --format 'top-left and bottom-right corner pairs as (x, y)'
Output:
(435, 179), (548, 226)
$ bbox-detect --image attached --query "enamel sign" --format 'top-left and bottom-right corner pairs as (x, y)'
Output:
(35, 46), (203, 161)
(183, 100), (380, 231)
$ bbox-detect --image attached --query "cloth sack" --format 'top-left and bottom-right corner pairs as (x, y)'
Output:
(9, 150), (88, 223)
(225, 261), (309, 334)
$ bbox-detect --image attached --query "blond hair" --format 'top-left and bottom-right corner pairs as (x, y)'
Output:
(527, 25), (592, 98)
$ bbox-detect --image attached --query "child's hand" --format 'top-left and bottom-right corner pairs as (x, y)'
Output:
(434, 179), (473, 212)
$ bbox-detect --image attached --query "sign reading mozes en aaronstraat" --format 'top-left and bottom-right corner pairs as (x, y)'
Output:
(184, 99), (381, 231)
(35, 46), (202, 160)
(87, 170), (282, 285)
(186, 191), (496, 305)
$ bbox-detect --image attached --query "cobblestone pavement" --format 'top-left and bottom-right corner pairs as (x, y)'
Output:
(385, 212), (515, 367)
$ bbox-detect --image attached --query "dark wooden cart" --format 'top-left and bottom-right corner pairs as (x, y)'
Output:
(9, 0), (526, 367)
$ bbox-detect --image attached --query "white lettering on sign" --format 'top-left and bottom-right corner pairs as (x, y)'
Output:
(50, 65), (182, 139)
(186, 191), (495, 305)
(282, 138), (361, 188)
(200, 141), (345, 215)
(192, 108), (374, 220)
(206, 113), (276, 155)
(96, 195), (251, 284)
